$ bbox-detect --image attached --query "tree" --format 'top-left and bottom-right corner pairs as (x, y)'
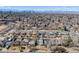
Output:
(63, 34), (73, 47)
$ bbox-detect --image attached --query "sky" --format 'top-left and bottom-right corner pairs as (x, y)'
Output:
(0, 6), (79, 12)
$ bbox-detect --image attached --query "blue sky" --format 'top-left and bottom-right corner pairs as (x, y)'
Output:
(0, 6), (79, 12)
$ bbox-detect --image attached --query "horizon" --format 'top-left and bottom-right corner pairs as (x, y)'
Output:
(0, 6), (79, 12)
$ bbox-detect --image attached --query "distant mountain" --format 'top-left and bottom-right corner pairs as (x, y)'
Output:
(0, 6), (79, 14)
